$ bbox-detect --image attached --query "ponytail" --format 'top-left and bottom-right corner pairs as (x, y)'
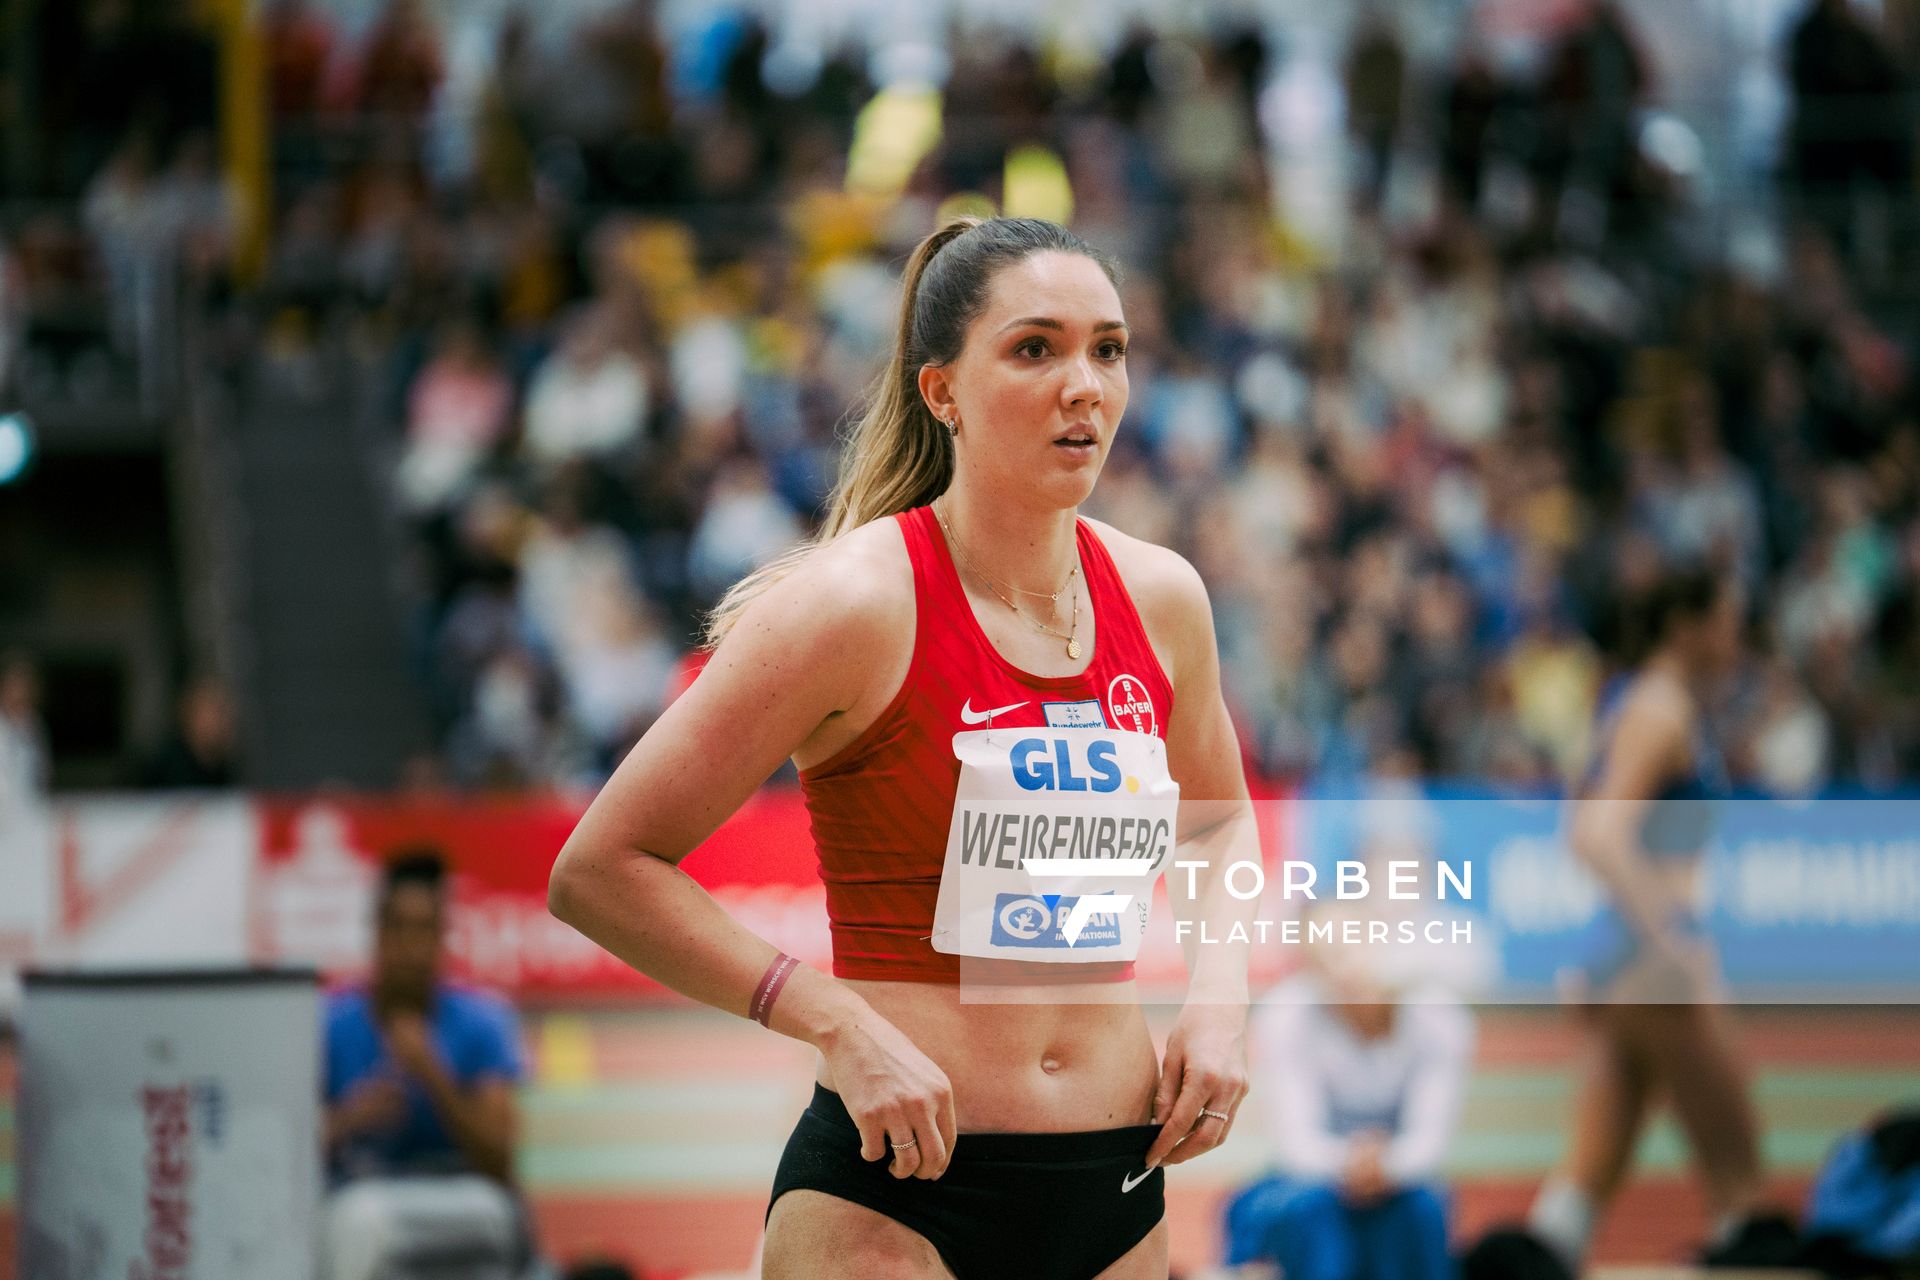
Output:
(703, 216), (1117, 647)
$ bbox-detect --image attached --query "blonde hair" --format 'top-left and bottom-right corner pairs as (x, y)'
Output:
(702, 216), (1118, 646)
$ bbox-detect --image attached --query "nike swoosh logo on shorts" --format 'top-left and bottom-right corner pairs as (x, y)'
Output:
(960, 699), (1029, 725)
(1120, 1168), (1153, 1194)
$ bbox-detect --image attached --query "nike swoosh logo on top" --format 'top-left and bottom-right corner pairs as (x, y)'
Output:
(960, 699), (1029, 725)
(1121, 1168), (1153, 1194)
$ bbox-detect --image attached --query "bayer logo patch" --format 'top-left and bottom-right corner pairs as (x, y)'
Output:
(989, 894), (1122, 948)
(1106, 674), (1157, 735)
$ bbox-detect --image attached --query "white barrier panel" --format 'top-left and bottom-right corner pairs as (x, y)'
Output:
(18, 969), (322, 1280)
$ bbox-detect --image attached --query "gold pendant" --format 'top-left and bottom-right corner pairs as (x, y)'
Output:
(1067, 636), (1082, 660)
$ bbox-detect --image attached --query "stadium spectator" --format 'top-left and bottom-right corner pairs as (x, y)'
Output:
(1345, 13), (1407, 212)
(397, 318), (515, 513)
(321, 851), (530, 1280)
(1437, 48), (1503, 213)
(344, 0), (443, 121)
(137, 674), (240, 789)
(0, 652), (48, 803)
(0, 651), (50, 1012)
(0, 228), (20, 395)
(264, 0), (337, 121)
(35, 3), (1919, 793)
(1799, 1105), (1920, 1271)
(1536, 0), (1648, 242)
(347, 2), (1915, 792)
(81, 130), (168, 354)
(155, 131), (241, 287)
(1222, 933), (1475, 1279)
(520, 309), (651, 468)
(685, 457), (804, 601)
(1786, 0), (1911, 264)
(1741, 655), (1832, 795)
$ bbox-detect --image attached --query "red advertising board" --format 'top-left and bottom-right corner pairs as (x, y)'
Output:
(252, 789), (829, 1000)
(14, 778), (1291, 1004)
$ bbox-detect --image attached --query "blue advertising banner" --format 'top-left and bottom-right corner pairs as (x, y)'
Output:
(1290, 786), (1920, 1001)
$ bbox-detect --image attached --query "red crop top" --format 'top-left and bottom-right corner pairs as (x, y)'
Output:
(798, 505), (1176, 983)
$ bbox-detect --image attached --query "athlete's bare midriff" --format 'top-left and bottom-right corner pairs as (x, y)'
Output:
(818, 977), (1159, 1132)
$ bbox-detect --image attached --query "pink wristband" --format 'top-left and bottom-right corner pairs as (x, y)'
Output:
(750, 953), (801, 1028)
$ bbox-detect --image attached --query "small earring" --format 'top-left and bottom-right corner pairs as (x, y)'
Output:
(944, 411), (960, 438)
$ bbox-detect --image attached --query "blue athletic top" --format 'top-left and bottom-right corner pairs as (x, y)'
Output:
(324, 983), (525, 1182)
(1585, 673), (1726, 858)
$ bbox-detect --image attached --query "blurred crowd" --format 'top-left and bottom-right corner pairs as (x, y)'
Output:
(8, 0), (1920, 793)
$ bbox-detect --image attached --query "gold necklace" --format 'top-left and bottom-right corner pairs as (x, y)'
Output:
(935, 506), (1084, 660)
(936, 504), (1080, 605)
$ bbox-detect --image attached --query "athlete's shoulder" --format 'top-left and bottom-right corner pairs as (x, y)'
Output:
(1082, 517), (1214, 678)
(1082, 516), (1210, 617)
(1616, 668), (1695, 742)
(730, 514), (915, 649)
(810, 511), (914, 584)
(1592, 668), (1693, 786)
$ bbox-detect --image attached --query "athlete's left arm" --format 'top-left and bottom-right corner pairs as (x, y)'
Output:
(1110, 532), (1259, 1169)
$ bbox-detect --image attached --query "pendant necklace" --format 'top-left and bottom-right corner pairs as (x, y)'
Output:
(934, 505), (1083, 660)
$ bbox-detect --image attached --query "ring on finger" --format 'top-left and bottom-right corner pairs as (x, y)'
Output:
(890, 1137), (918, 1150)
(1199, 1107), (1231, 1123)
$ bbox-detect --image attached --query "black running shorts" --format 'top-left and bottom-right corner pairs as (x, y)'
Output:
(767, 1084), (1166, 1278)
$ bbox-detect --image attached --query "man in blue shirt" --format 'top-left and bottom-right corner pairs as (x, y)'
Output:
(321, 851), (530, 1280)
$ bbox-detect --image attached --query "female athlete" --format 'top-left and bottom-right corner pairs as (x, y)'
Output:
(549, 216), (1258, 1279)
(1529, 570), (1767, 1265)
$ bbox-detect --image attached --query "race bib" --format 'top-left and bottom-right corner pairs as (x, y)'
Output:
(930, 727), (1179, 962)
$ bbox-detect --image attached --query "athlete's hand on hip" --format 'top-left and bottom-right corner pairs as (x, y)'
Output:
(821, 1006), (957, 1181)
(1146, 1002), (1249, 1169)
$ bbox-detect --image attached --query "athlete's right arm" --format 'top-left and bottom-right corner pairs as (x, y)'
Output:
(546, 530), (957, 1178)
(548, 536), (887, 1027)
(1568, 681), (1691, 949)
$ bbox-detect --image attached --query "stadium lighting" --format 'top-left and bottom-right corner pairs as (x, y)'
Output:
(0, 412), (34, 485)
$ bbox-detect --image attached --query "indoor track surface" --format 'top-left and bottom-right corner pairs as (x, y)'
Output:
(2, 1005), (1914, 1278)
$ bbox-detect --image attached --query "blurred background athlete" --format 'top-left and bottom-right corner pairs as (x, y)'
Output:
(1528, 570), (1771, 1268)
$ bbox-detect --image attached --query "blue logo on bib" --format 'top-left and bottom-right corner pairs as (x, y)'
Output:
(1009, 738), (1123, 793)
(989, 894), (1123, 948)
